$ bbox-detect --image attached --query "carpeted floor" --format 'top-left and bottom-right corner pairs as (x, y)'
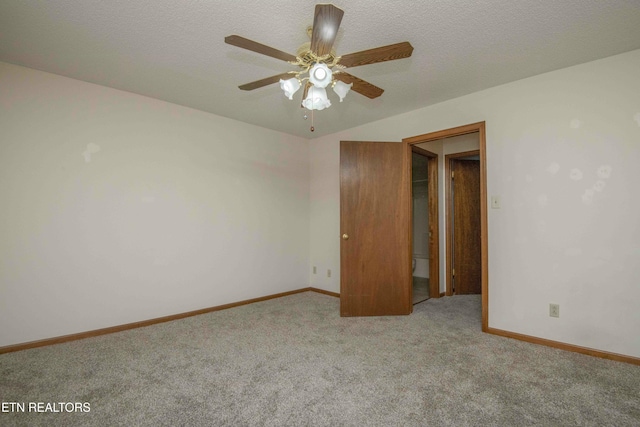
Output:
(1, 292), (638, 426)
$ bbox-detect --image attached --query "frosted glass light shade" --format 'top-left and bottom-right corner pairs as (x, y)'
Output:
(302, 86), (331, 110)
(279, 77), (301, 100)
(332, 80), (353, 102)
(308, 63), (332, 88)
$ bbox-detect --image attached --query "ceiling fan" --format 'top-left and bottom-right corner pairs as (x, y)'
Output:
(225, 3), (413, 117)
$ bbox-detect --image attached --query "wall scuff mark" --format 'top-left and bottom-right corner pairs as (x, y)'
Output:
(82, 143), (101, 163)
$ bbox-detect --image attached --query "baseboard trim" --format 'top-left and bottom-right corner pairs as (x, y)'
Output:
(0, 287), (336, 354)
(5, 292), (635, 365)
(309, 287), (340, 298)
(486, 327), (640, 366)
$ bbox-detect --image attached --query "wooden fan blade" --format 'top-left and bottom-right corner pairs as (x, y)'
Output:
(225, 35), (297, 62)
(338, 42), (414, 68)
(238, 72), (292, 91)
(334, 72), (384, 99)
(310, 4), (344, 56)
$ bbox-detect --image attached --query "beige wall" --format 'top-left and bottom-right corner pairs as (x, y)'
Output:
(0, 62), (310, 347)
(309, 49), (640, 358)
(3, 49), (640, 359)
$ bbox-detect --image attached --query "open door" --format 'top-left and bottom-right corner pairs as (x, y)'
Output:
(340, 141), (411, 316)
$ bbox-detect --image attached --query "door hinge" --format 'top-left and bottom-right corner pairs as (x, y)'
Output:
(452, 268), (455, 277)
(451, 171), (455, 179)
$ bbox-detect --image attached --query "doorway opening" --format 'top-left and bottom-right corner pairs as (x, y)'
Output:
(403, 122), (488, 331)
(411, 146), (439, 304)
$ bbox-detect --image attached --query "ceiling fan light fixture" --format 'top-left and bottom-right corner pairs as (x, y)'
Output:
(309, 63), (332, 88)
(225, 4), (414, 131)
(302, 86), (331, 110)
(332, 80), (353, 102)
(279, 77), (301, 100)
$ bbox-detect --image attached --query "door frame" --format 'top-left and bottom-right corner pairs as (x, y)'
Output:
(410, 146), (440, 299)
(403, 122), (489, 332)
(445, 150), (481, 296)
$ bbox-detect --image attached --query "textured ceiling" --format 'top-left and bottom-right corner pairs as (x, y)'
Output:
(1, 1), (640, 138)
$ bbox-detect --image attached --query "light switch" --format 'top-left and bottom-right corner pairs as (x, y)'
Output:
(491, 196), (501, 209)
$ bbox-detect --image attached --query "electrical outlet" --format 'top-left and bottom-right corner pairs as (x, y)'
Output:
(549, 303), (560, 318)
(327, 269), (331, 278)
(313, 266), (316, 274)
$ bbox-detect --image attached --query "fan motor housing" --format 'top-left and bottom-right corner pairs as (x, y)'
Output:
(296, 41), (337, 68)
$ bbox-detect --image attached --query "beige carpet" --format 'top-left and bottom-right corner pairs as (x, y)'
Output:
(1, 292), (638, 426)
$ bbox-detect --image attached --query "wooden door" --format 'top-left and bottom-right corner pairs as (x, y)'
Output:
(340, 141), (411, 316)
(451, 159), (481, 294)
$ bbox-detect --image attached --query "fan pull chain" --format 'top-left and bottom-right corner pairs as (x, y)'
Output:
(300, 87), (315, 132)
